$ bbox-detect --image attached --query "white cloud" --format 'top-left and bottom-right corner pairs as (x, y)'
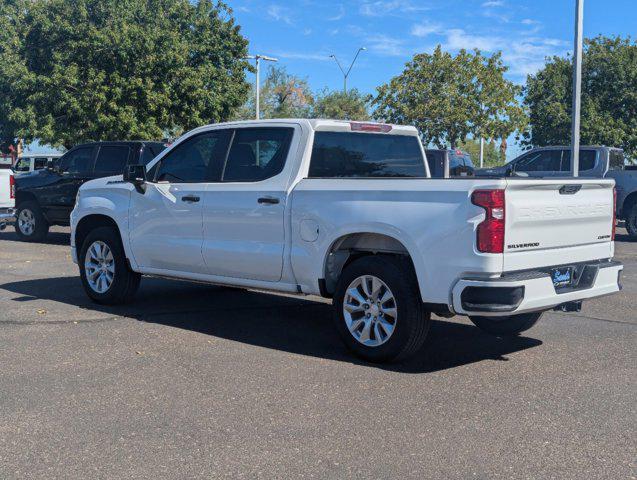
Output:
(482, 0), (505, 6)
(328, 4), (346, 21)
(411, 21), (441, 38)
(521, 18), (540, 25)
(272, 51), (332, 62)
(442, 29), (569, 79)
(366, 34), (412, 57)
(445, 29), (500, 52)
(266, 5), (293, 25)
(359, 1), (429, 17)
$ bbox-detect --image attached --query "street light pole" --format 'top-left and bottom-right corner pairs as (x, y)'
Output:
(330, 47), (366, 93)
(570, 0), (584, 177)
(246, 54), (278, 120)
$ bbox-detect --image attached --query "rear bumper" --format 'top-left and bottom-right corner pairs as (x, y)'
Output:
(452, 259), (623, 316)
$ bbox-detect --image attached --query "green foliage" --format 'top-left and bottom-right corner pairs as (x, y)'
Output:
(234, 67), (370, 121)
(372, 46), (527, 149)
(456, 138), (504, 167)
(524, 36), (637, 157)
(0, 0), (37, 151)
(261, 65), (314, 119)
(0, 0), (251, 148)
(313, 89), (371, 121)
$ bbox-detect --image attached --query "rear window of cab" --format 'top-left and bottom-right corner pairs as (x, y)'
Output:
(308, 132), (426, 178)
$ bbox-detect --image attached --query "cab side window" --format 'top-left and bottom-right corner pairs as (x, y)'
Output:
(34, 158), (48, 170)
(561, 149), (597, 172)
(222, 128), (293, 182)
(515, 150), (561, 172)
(94, 146), (131, 176)
(59, 147), (94, 175)
(154, 131), (229, 183)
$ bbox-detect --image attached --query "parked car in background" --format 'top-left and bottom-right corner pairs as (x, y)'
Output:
(14, 140), (166, 241)
(13, 153), (63, 175)
(0, 168), (15, 230)
(425, 149), (475, 177)
(475, 146), (622, 178)
(70, 119), (621, 363)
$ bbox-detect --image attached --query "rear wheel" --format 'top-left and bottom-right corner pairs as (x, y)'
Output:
(333, 255), (430, 363)
(469, 312), (542, 336)
(15, 201), (49, 242)
(79, 226), (140, 304)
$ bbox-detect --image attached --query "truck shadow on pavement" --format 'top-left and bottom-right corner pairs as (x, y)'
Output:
(0, 229), (71, 246)
(1, 275), (542, 374)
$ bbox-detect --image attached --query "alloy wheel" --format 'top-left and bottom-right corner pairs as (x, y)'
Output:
(342, 274), (398, 347)
(84, 240), (116, 294)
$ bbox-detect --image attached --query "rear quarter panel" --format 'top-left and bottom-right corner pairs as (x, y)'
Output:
(290, 178), (507, 304)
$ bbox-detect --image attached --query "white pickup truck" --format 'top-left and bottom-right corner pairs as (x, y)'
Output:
(0, 168), (16, 231)
(71, 119), (622, 362)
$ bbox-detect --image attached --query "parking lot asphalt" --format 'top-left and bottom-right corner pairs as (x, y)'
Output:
(0, 226), (635, 479)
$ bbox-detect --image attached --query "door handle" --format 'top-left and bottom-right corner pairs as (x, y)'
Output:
(258, 196), (280, 205)
(182, 195), (200, 203)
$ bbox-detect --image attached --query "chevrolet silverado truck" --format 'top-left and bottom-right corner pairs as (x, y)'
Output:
(0, 167), (15, 230)
(70, 120), (623, 362)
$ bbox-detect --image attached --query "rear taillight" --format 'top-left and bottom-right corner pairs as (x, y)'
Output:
(612, 187), (617, 241)
(9, 174), (15, 199)
(471, 189), (505, 253)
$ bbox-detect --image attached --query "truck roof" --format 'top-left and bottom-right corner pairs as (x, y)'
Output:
(192, 118), (420, 136)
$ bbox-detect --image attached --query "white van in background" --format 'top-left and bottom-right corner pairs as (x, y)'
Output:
(13, 153), (63, 175)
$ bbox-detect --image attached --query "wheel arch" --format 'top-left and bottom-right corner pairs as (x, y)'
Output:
(74, 214), (129, 265)
(321, 231), (425, 301)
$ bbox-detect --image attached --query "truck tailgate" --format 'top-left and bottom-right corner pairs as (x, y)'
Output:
(0, 171), (13, 209)
(503, 178), (615, 271)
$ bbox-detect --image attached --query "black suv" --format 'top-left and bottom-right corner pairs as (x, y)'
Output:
(14, 141), (166, 241)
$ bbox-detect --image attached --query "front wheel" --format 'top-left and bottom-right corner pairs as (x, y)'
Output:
(79, 226), (141, 305)
(333, 255), (430, 363)
(469, 312), (543, 336)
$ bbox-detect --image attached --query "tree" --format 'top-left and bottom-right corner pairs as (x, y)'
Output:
(260, 66), (314, 119)
(524, 36), (637, 157)
(372, 46), (527, 152)
(0, 0), (37, 153)
(0, 0), (251, 149)
(456, 139), (504, 167)
(313, 89), (371, 120)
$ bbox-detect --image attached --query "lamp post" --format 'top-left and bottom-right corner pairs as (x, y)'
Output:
(329, 47), (366, 93)
(570, 0), (584, 177)
(246, 54), (278, 120)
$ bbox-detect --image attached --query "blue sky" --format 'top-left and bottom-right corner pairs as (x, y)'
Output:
(31, 0), (635, 156)
(234, 0), (635, 90)
(231, 0), (635, 158)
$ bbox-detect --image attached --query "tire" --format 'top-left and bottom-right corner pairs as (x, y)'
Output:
(78, 226), (140, 305)
(469, 312), (543, 336)
(626, 203), (637, 239)
(15, 201), (49, 242)
(333, 255), (430, 363)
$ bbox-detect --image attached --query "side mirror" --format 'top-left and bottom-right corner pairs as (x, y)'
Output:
(124, 164), (147, 193)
